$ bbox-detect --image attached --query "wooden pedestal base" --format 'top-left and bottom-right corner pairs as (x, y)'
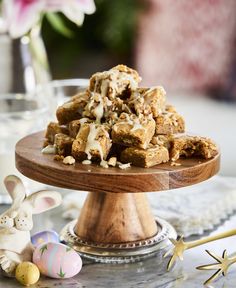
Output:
(74, 192), (158, 244)
(60, 192), (177, 263)
(60, 216), (176, 263)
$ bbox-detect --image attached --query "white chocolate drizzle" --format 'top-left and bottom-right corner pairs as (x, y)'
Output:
(79, 118), (90, 125)
(114, 113), (145, 133)
(93, 94), (104, 123)
(100, 79), (110, 98)
(84, 123), (104, 162)
(83, 123), (112, 168)
(41, 145), (56, 154)
(130, 118), (144, 132)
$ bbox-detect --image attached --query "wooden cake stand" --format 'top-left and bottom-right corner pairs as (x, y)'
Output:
(15, 131), (220, 263)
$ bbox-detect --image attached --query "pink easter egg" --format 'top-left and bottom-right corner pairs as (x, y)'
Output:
(33, 242), (82, 279)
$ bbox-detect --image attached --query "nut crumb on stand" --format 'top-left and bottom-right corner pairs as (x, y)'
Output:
(108, 157), (117, 167)
(63, 156), (76, 165)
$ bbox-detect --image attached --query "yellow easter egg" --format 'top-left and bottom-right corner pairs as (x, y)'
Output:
(15, 262), (40, 286)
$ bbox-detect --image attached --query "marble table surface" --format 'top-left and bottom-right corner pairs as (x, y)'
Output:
(0, 204), (236, 288)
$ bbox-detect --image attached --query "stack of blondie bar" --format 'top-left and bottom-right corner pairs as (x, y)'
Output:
(43, 65), (218, 168)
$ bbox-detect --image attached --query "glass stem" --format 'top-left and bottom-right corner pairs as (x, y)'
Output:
(20, 21), (51, 93)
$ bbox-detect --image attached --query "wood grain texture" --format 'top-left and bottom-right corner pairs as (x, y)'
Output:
(75, 192), (158, 243)
(15, 131), (220, 193)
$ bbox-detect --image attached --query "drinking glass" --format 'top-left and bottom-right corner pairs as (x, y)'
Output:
(35, 79), (89, 118)
(0, 93), (50, 202)
(0, 79), (89, 203)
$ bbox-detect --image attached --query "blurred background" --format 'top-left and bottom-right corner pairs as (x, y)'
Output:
(44, 0), (142, 81)
(45, 0), (236, 102)
(1, 0), (236, 99)
(0, 0), (236, 196)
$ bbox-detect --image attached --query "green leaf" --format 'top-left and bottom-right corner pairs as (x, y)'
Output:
(57, 266), (66, 278)
(46, 12), (74, 38)
(39, 244), (48, 257)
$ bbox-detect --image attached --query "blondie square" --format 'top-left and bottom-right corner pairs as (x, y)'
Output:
(111, 64), (141, 81)
(155, 109), (185, 135)
(70, 91), (89, 102)
(56, 91), (89, 125)
(170, 135), (218, 161)
(143, 86), (166, 117)
(45, 122), (69, 144)
(54, 133), (74, 156)
(111, 113), (155, 149)
(68, 118), (91, 138)
(120, 145), (169, 168)
(89, 65), (141, 100)
(72, 123), (112, 161)
(129, 86), (166, 117)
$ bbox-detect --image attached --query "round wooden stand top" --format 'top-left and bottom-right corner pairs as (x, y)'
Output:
(15, 131), (220, 193)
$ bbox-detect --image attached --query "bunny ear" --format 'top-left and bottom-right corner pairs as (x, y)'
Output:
(4, 175), (26, 205)
(26, 190), (62, 214)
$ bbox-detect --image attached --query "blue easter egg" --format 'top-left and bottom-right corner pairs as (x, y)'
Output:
(31, 230), (59, 247)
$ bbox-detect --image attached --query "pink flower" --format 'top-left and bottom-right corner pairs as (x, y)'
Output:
(2, 0), (96, 38)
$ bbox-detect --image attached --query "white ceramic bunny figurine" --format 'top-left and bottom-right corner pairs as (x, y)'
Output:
(0, 175), (62, 276)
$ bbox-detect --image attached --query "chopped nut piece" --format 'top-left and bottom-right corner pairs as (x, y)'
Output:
(120, 145), (169, 168)
(82, 160), (92, 165)
(54, 155), (64, 161)
(100, 160), (109, 168)
(118, 162), (131, 169)
(63, 156), (75, 165)
(108, 157), (117, 167)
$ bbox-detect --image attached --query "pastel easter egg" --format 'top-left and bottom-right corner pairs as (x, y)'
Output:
(33, 242), (82, 279)
(31, 230), (59, 247)
(15, 262), (40, 286)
